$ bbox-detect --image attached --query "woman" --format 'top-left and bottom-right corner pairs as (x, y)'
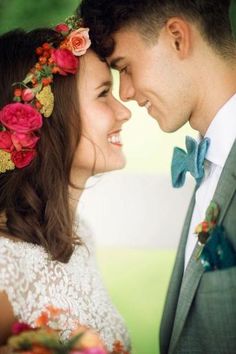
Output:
(0, 17), (131, 352)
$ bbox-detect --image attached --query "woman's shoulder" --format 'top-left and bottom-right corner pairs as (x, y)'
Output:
(0, 235), (31, 257)
(0, 235), (20, 257)
(0, 236), (47, 306)
(0, 235), (47, 275)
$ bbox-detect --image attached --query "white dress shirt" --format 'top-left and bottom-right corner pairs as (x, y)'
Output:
(184, 93), (236, 269)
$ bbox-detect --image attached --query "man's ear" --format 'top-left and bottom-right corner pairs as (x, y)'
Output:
(165, 17), (192, 59)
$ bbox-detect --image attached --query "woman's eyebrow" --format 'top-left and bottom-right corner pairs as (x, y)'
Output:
(95, 80), (112, 90)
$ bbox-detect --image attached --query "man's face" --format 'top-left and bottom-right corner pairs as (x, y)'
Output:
(108, 27), (194, 132)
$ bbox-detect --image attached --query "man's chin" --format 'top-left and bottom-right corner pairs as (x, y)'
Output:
(155, 120), (184, 133)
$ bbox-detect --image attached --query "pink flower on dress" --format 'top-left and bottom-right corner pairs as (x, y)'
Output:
(51, 48), (79, 75)
(11, 132), (39, 151)
(67, 28), (91, 56)
(11, 150), (36, 168)
(11, 321), (33, 335)
(0, 103), (42, 133)
(0, 130), (13, 152)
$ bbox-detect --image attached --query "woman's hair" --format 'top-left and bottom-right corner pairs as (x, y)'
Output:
(0, 28), (82, 263)
(78, 0), (236, 59)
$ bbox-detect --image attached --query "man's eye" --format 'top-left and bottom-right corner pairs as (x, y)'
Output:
(98, 88), (110, 97)
(120, 66), (128, 74)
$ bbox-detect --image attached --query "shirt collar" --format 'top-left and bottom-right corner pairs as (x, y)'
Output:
(204, 93), (236, 168)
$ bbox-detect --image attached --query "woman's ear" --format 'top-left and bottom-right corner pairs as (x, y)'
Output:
(165, 17), (192, 59)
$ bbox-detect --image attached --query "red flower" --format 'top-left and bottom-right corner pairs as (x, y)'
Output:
(11, 150), (36, 168)
(22, 88), (35, 102)
(0, 103), (42, 133)
(76, 349), (107, 354)
(55, 23), (69, 33)
(12, 321), (33, 335)
(30, 345), (53, 354)
(11, 132), (39, 151)
(51, 48), (79, 75)
(0, 130), (13, 152)
(14, 88), (22, 97)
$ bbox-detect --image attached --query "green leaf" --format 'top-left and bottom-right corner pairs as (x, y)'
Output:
(41, 65), (53, 77)
(229, 0), (236, 39)
(32, 82), (43, 94)
(23, 73), (34, 84)
(13, 96), (21, 102)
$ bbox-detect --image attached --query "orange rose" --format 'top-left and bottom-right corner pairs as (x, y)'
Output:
(67, 28), (91, 56)
(71, 325), (106, 350)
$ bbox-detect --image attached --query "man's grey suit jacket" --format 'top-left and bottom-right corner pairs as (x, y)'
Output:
(160, 140), (236, 354)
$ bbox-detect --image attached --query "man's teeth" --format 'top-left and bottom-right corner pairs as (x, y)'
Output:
(108, 134), (121, 144)
(145, 101), (152, 109)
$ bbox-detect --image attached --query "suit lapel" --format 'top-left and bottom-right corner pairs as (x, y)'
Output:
(168, 140), (236, 354)
(160, 191), (196, 354)
(214, 141), (236, 224)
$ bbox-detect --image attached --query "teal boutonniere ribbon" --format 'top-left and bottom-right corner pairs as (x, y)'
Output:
(195, 201), (236, 271)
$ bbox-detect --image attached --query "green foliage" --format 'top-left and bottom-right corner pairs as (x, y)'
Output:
(230, 0), (236, 38)
(0, 0), (81, 33)
(97, 248), (176, 354)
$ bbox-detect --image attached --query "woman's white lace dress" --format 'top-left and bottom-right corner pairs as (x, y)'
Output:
(0, 219), (131, 351)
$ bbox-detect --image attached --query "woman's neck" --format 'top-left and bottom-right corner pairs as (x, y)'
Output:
(69, 169), (91, 217)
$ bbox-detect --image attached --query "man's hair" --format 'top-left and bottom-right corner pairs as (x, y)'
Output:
(78, 0), (235, 58)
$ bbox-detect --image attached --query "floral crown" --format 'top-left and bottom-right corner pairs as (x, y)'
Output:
(0, 16), (91, 173)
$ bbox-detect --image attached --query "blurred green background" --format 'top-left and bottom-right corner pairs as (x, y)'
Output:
(0, 1), (235, 354)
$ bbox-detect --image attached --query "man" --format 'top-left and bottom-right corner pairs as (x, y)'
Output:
(77, 1), (236, 353)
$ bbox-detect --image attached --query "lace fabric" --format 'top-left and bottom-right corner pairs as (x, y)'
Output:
(0, 219), (131, 351)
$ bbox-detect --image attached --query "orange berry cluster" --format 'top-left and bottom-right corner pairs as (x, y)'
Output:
(13, 42), (60, 110)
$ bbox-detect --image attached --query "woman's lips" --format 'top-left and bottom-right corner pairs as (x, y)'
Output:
(107, 130), (122, 146)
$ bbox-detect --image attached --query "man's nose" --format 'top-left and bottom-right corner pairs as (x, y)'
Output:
(119, 76), (135, 102)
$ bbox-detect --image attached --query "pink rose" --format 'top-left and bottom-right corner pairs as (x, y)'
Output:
(12, 321), (33, 335)
(0, 103), (42, 133)
(51, 48), (79, 75)
(11, 150), (36, 168)
(11, 132), (39, 151)
(22, 88), (35, 102)
(55, 23), (70, 33)
(67, 28), (91, 56)
(0, 130), (13, 152)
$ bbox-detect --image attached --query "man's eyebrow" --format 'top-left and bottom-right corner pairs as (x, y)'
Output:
(95, 80), (112, 90)
(110, 57), (125, 69)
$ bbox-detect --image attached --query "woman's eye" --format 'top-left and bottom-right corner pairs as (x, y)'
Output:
(98, 88), (110, 98)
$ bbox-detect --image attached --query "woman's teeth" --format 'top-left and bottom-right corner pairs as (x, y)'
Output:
(108, 133), (122, 145)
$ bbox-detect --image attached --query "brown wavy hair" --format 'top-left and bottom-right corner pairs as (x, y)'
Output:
(0, 28), (82, 263)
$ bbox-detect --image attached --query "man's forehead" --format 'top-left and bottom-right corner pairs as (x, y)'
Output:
(107, 29), (140, 66)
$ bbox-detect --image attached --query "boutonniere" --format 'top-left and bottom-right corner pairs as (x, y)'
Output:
(194, 201), (236, 271)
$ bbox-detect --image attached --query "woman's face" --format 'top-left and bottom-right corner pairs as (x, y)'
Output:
(72, 50), (131, 178)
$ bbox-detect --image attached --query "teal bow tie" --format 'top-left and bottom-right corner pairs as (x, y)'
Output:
(171, 136), (210, 188)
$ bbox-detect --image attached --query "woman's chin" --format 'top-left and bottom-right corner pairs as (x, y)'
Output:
(97, 159), (127, 174)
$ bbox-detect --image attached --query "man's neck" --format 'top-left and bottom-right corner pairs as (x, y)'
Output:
(189, 52), (236, 135)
